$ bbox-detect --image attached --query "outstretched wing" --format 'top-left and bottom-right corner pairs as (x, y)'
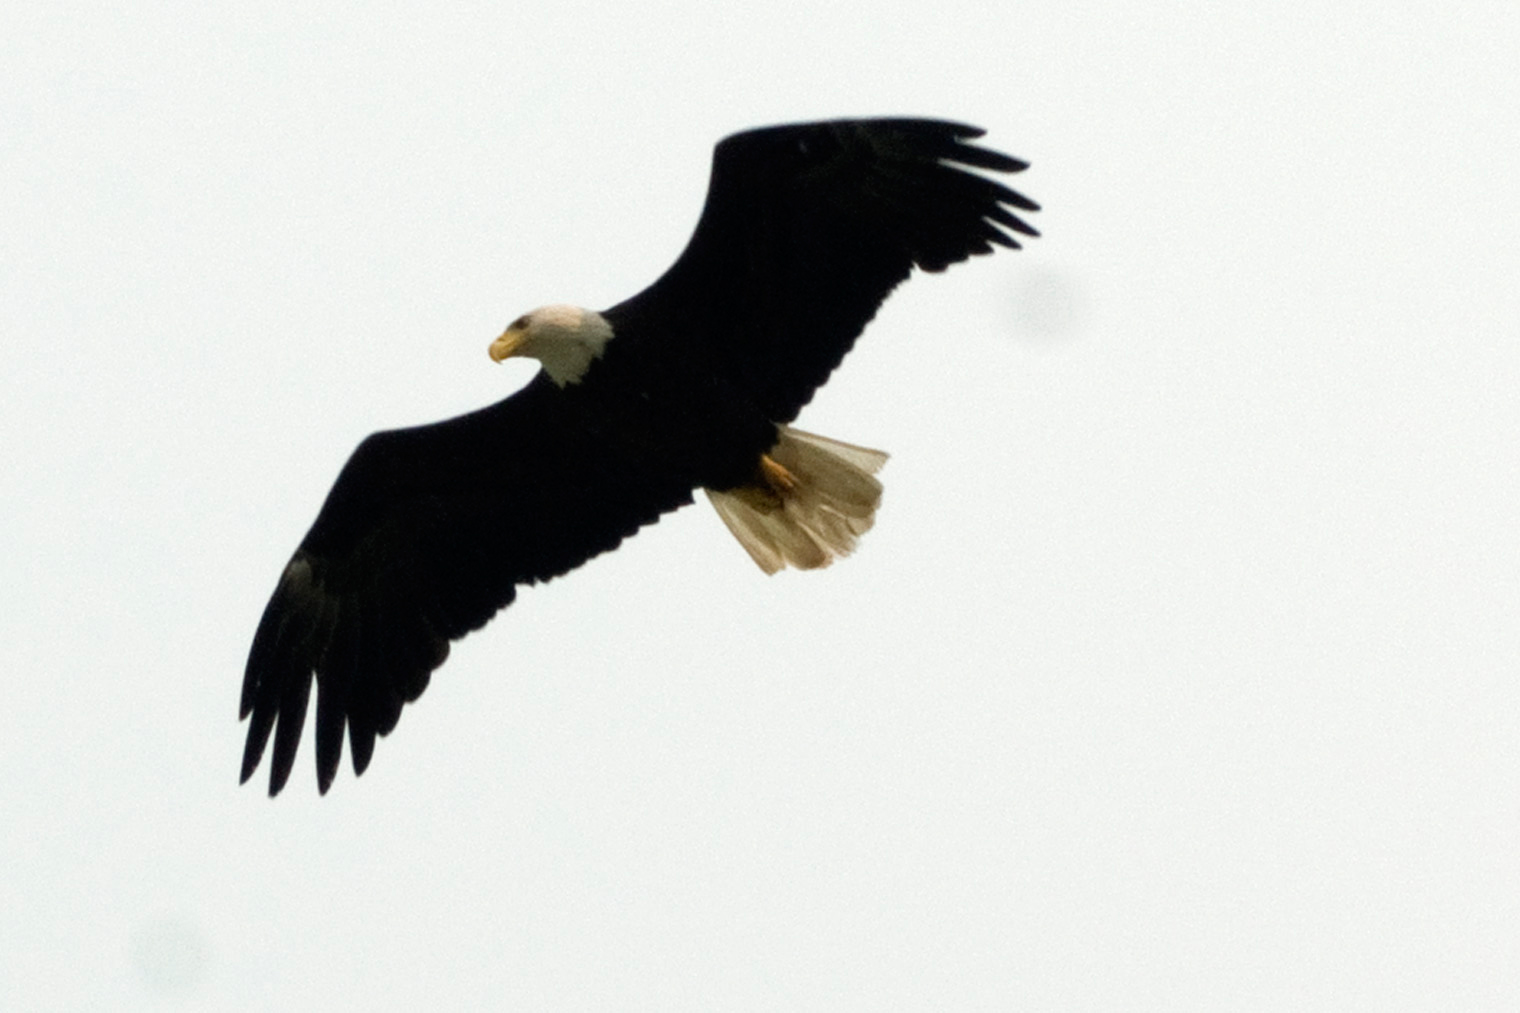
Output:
(239, 375), (694, 795)
(604, 118), (1038, 422)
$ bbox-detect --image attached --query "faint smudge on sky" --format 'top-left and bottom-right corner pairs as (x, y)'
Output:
(1007, 265), (1084, 344)
(131, 915), (208, 997)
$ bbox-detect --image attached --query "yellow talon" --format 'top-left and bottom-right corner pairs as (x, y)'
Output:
(760, 453), (798, 494)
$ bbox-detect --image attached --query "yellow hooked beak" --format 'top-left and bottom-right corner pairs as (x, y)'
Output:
(488, 326), (528, 363)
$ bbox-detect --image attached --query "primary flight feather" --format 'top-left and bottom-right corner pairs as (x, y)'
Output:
(240, 117), (1039, 795)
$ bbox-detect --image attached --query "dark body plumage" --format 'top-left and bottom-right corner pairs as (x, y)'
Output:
(241, 118), (1038, 795)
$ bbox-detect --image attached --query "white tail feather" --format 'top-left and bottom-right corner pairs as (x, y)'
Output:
(705, 426), (888, 574)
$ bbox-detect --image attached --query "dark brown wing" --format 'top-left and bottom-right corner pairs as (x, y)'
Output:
(239, 375), (694, 795)
(602, 118), (1038, 422)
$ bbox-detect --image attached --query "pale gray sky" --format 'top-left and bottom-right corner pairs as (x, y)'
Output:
(3, 2), (1517, 1008)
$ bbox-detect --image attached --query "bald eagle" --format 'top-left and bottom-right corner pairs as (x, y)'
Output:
(240, 118), (1038, 795)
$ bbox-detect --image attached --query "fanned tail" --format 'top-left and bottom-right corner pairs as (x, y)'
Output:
(706, 426), (888, 574)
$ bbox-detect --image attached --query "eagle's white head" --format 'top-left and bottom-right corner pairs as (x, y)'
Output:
(488, 304), (614, 387)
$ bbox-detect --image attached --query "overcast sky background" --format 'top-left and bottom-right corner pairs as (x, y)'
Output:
(4, 2), (1517, 1009)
